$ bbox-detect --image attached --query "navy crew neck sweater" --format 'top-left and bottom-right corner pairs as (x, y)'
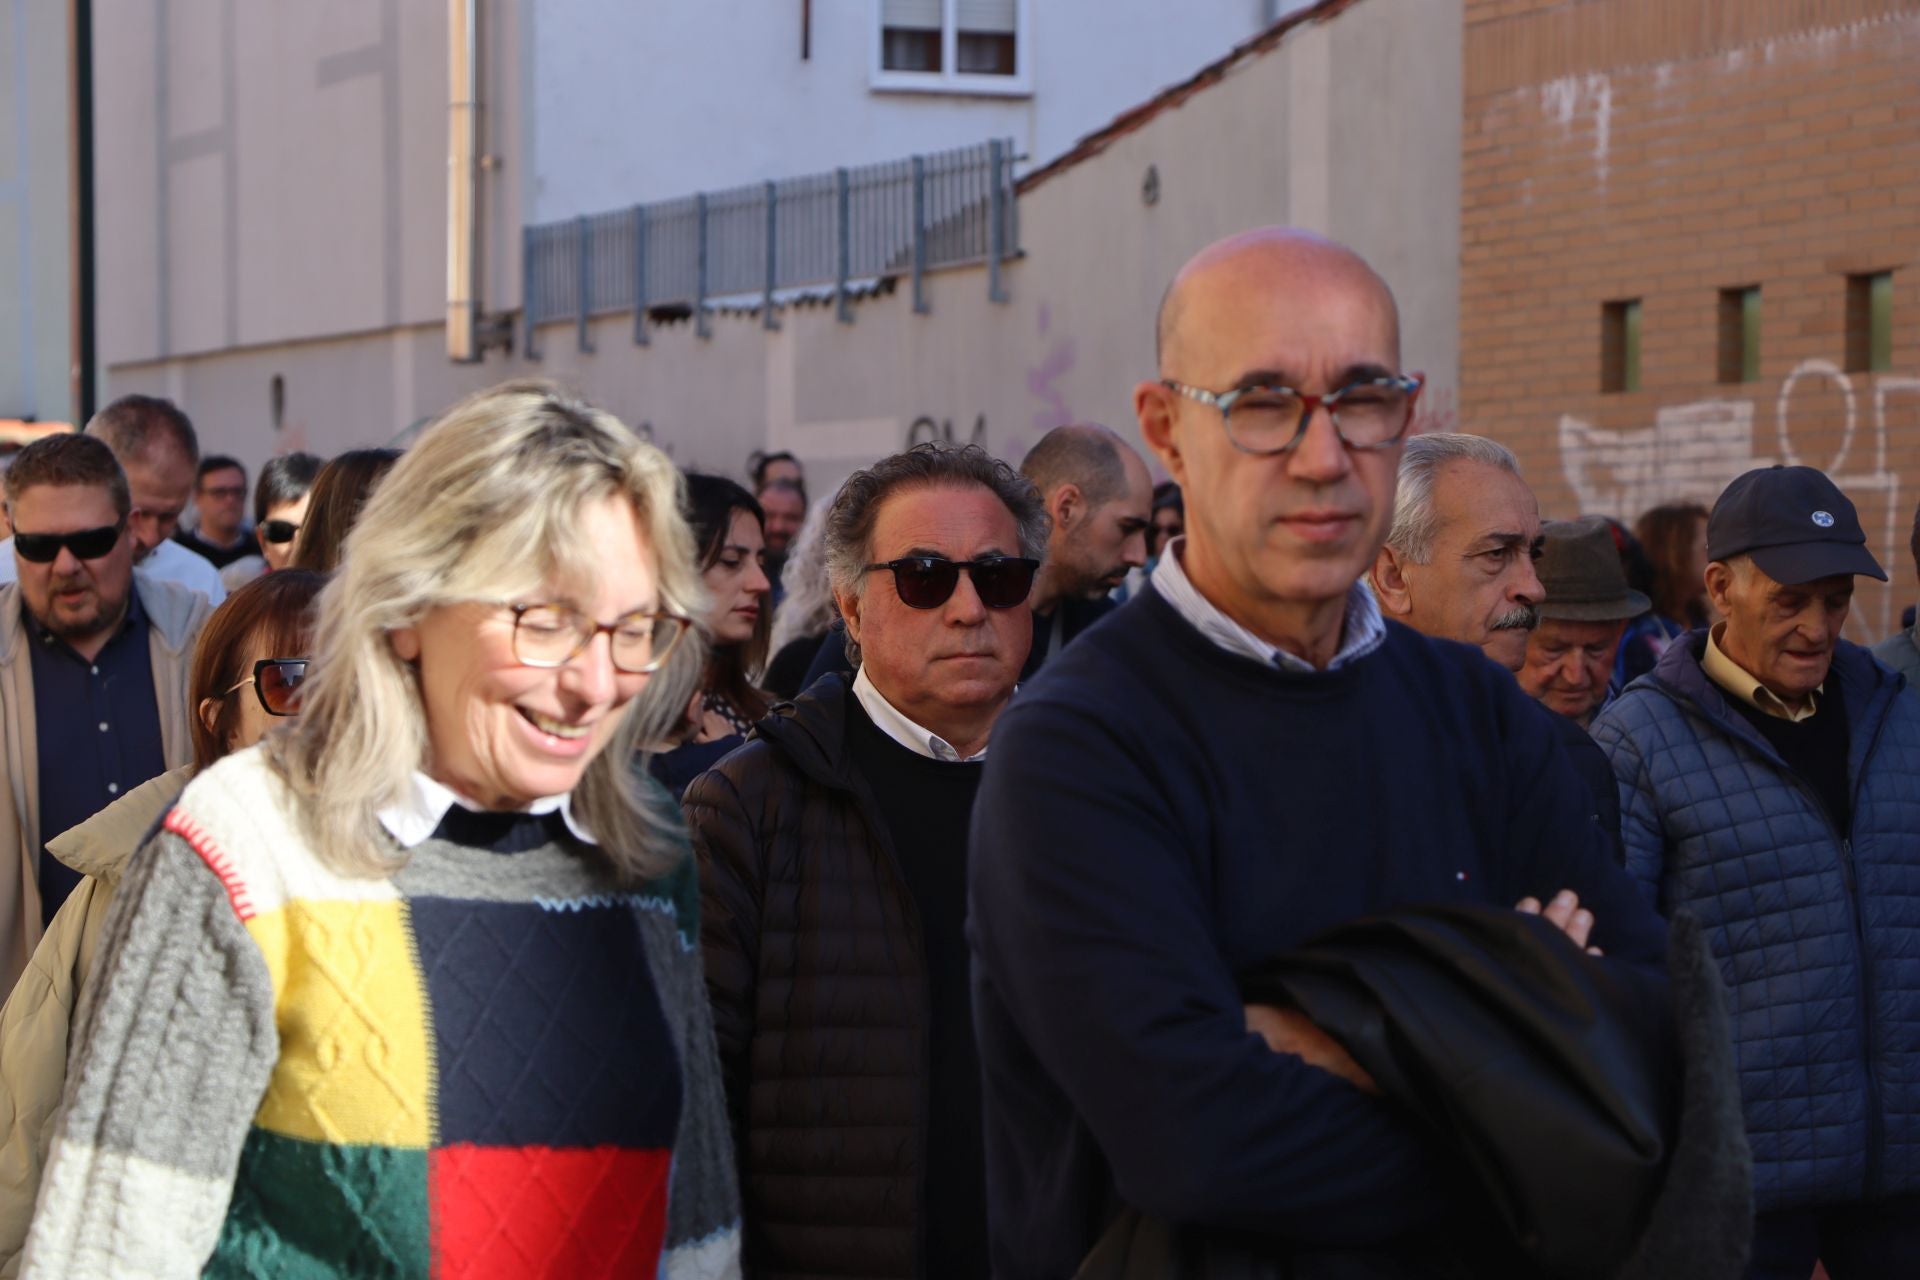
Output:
(968, 586), (1671, 1277)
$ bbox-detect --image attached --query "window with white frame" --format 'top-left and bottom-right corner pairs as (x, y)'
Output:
(876, 0), (1027, 92)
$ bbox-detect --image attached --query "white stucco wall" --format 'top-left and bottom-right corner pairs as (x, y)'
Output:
(524, 0), (1285, 222)
(105, 0), (1460, 504)
(0, 0), (74, 423)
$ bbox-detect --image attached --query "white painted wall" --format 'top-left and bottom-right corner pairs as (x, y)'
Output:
(525, 0), (1284, 222)
(107, 0), (1459, 513)
(0, 0), (74, 423)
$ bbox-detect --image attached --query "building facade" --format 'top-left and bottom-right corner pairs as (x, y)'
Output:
(0, 0), (76, 428)
(1460, 0), (1920, 638)
(92, 0), (1457, 501)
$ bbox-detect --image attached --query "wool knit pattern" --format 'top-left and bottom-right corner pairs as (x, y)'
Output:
(20, 747), (741, 1280)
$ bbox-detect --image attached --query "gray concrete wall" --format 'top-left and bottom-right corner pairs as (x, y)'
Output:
(0, 0), (75, 423)
(105, 0), (1462, 498)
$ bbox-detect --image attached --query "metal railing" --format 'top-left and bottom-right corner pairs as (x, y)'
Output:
(522, 138), (1019, 355)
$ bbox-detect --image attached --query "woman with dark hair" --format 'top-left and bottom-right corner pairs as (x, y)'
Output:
(0, 569), (325, 1268)
(1616, 501), (1710, 685)
(289, 446), (402, 573)
(650, 473), (772, 796)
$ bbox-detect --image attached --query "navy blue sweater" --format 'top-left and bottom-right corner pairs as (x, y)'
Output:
(967, 587), (1671, 1277)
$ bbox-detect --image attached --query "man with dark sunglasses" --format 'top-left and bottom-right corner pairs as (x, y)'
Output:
(0, 433), (212, 995)
(968, 229), (1676, 1276)
(683, 443), (1045, 1280)
(0, 396), (225, 606)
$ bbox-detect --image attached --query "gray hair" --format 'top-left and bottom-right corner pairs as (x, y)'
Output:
(769, 494), (840, 658)
(825, 443), (1048, 666)
(266, 380), (708, 884)
(85, 394), (200, 468)
(1385, 433), (1522, 565)
(1019, 424), (1129, 509)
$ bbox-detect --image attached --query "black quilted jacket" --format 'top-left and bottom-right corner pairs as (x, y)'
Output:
(682, 676), (930, 1280)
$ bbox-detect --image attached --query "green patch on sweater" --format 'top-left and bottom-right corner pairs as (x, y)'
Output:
(207, 1128), (430, 1277)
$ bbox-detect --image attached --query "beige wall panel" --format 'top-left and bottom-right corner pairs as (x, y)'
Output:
(94, 0), (162, 368)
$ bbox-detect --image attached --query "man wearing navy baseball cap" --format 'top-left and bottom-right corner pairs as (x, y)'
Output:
(1595, 465), (1920, 1278)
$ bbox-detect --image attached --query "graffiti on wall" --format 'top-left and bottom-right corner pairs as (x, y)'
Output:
(907, 414), (989, 450)
(1559, 358), (1920, 635)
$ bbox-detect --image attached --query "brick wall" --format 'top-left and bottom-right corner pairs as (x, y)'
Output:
(1460, 0), (1920, 640)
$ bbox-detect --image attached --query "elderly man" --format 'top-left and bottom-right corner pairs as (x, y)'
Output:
(1017, 423), (1153, 676)
(1869, 499), (1919, 694)
(685, 443), (1044, 1280)
(1595, 465), (1920, 1278)
(1521, 516), (1651, 728)
(969, 229), (1671, 1275)
(1369, 434), (1620, 852)
(0, 397), (225, 605)
(0, 434), (211, 994)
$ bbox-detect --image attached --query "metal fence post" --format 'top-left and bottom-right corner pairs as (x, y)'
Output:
(988, 139), (1009, 304)
(835, 167), (852, 325)
(912, 155), (929, 315)
(696, 193), (711, 340)
(522, 224), (541, 360)
(632, 204), (649, 347)
(763, 180), (780, 331)
(575, 216), (595, 353)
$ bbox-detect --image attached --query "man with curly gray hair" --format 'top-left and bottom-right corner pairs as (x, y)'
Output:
(685, 442), (1043, 1279)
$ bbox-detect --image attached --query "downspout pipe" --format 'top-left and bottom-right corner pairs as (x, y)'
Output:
(69, 0), (97, 420)
(446, 0), (481, 361)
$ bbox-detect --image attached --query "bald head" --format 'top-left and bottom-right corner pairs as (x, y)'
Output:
(1020, 424), (1142, 510)
(1155, 227), (1400, 378)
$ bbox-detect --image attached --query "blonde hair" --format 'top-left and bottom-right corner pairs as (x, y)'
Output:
(267, 381), (708, 883)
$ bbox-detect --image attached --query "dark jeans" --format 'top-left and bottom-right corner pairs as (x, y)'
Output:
(1747, 1197), (1920, 1280)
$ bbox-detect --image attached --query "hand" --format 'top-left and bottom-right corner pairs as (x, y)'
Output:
(1516, 889), (1603, 955)
(1244, 1003), (1380, 1095)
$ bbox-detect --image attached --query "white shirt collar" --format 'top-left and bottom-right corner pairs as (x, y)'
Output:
(1149, 535), (1388, 673)
(376, 770), (598, 849)
(851, 666), (989, 763)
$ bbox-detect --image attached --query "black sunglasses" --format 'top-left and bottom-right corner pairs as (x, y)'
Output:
(223, 658), (309, 716)
(13, 522), (126, 564)
(863, 556), (1040, 610)
(261, 519), (302, 545)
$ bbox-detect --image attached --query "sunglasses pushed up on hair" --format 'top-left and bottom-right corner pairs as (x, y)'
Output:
(863, 556), (1040, 610)
(12, 522), (126, 563)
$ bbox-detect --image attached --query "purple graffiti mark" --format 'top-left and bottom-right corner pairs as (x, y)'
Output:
(1027, 301), (1078, 433)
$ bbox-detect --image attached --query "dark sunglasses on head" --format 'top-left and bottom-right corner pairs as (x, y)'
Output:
(13, 522), (126, 563)
(260, 519), (302, 545)
(224, 658), (309, 716)
(864, 556), (1040, 610)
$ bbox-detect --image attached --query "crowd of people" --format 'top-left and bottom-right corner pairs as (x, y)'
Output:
(0, 225), (1916, 1279)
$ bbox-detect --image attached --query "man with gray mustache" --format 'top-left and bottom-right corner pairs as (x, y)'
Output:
(1369, 432), (1621, 852)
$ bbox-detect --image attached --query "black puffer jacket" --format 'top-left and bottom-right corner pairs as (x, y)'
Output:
(683, 676), (928, 1279)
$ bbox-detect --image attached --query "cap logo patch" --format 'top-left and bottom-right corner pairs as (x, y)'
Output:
(1812, 510), (1836, 528)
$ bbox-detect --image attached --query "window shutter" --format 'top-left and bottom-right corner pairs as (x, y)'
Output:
(956, 0), (1016, 33)
(882, 0), (943, 30)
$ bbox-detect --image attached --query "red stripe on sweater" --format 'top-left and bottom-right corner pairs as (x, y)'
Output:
(162, 808), (257, 921)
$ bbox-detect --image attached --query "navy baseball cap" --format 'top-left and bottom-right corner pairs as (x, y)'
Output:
(1706, 465), (1886, 585)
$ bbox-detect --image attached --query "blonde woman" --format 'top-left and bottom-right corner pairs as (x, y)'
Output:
(22, 384), (741, 1278)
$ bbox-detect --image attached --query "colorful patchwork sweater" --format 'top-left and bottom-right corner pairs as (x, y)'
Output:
(19, 746), (741, 1279)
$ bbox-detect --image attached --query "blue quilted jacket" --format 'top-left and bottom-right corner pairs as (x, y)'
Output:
(1592, 633), (1920, 1212)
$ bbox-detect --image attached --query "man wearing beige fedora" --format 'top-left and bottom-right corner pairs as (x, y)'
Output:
(1520, 516), (1652, 731)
